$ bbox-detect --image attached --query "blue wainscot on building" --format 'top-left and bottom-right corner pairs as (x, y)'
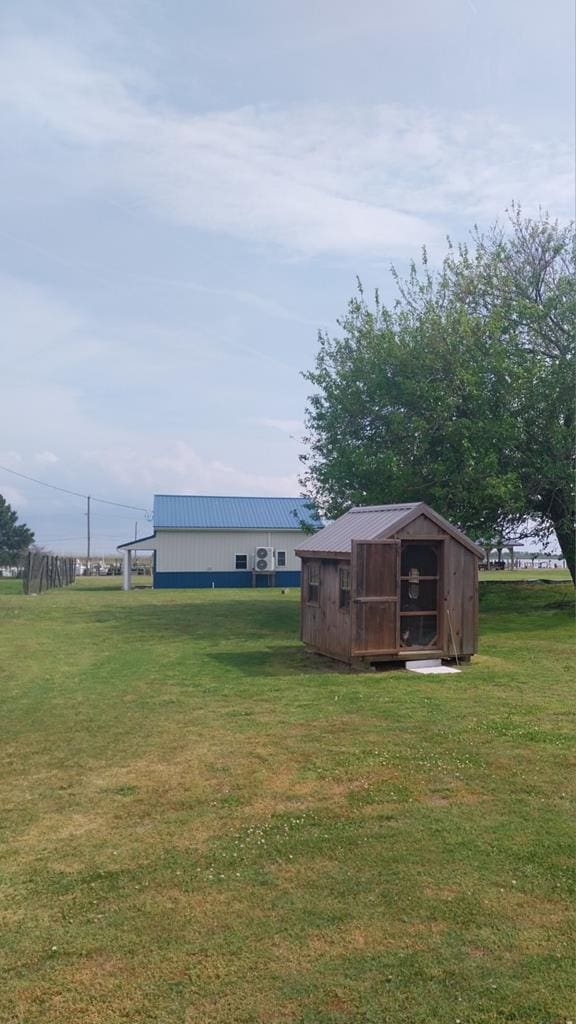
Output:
(118, 494), (318, 589)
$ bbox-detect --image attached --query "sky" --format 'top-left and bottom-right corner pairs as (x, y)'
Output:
(0, 0), (574, 554)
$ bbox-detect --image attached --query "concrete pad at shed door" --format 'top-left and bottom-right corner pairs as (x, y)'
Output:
(405, 659), (461, 675)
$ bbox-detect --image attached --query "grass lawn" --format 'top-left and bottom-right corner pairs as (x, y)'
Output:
(0, 577), (574, 1023)
(479, 569), (571, 582)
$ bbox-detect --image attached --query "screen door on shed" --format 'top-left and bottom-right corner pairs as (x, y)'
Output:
(351, 540), (400, 656)
(399, 541), (440, 649)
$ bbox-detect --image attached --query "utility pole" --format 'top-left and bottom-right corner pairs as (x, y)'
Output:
(134, 520), (138, 541)
(86, 495), (91, 574)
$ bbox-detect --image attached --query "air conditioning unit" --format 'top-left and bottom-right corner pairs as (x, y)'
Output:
(254, 546), (275, 572)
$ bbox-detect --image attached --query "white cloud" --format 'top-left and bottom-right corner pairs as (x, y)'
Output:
(0, 484), (28, 508)
(34, 451), (59, 465)
(1, 38), (571, 256)
(0, 275), (99, 374)
(81, 440), (299, 496)
(0, 451), (23, 466)
(0, 274), (298, 393)
(0, 273), (306, 509)
(254, 418), (304, 435)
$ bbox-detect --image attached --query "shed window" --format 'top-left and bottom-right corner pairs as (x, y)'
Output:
(339, 567), (351, 609)
(235, 554), (248, 570)
(276, 550), (286, 567)
(307, 563), (320, 604)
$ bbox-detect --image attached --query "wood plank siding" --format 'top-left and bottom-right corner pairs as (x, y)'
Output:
(300, 558), (352, 662)
(394, 513), (445, 539)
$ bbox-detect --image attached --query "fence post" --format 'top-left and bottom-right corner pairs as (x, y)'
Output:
(22, 552), (78, 595)
(23, 551), (31, 595)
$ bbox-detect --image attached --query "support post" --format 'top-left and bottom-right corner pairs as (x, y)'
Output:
(86, 495), (91, 574)
(123, 549), (132, 591)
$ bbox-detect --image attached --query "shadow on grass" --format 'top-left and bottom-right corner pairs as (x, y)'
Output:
(0, 580), (22, 595)
(69, 582), (573, 648)
(76, 597), (301, 642)
(101, 585), (152, 592)
(74, 582), (152, 592)
(209, 647), (346, 677)
(479, 581), (573, 612)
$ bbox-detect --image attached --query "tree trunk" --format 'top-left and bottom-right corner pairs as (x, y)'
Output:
(549, 511), (575, 584)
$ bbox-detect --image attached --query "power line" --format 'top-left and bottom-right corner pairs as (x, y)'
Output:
(40, 535), (127, 542)
(0, 464), (151, 513)
(0, 465), (85, 499)
(94, 495), (151, 513)
(86, 511), (143, 522)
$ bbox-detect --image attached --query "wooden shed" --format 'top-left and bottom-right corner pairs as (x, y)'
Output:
(295, 503), (484, 667)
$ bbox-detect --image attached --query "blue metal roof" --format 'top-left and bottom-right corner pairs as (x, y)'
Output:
(153, 494), (318, 530)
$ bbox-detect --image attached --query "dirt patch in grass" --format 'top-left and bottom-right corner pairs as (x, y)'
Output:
(422, 785), (486, 806)
(422, 884), (461, 901)
(301, 919), (448, 956)
(486, 891), (571, 930)
(246, 773), (394, 818)
(183, 993), (299, 1024)
(14, 811), (108, 849)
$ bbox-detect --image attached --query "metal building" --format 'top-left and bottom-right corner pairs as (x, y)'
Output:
(118, 494), (317, 589)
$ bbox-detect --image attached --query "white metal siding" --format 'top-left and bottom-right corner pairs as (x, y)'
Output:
(155, 530), (306, 572)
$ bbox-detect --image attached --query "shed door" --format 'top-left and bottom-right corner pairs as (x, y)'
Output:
(351, 540), (400, 656)
(399, 541), (441, 649)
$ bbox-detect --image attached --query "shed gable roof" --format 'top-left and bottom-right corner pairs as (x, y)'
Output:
(153, 494), (317, 530)
(295, 503), (484, 558)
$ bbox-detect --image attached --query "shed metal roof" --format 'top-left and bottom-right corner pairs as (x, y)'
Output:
(153, 494), (317, 530)
(295, 504), (418, 553)
(295, 502), (484, 558)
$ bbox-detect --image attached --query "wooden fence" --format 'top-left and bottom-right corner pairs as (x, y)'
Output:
(23, 552), (76, 595)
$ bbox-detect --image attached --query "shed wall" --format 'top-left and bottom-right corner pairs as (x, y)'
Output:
(300, 558), (352, 661)
(394, 514), (445, 539)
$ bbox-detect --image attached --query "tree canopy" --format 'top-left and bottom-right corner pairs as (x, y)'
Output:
(0, 495), (35, 566)
(301, 207), (575, 580)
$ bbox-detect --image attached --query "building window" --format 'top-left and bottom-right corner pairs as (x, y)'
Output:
(339, 567), (351, 609)
(308, 563), (320, 604)
(235, 554), (248, 570)
(276, 550), (286, 567)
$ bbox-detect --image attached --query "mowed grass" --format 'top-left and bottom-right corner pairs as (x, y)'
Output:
(479, 569), (570, 582)
(0, 578), (573, 1024)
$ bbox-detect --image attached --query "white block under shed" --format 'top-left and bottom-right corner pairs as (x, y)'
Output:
(405, 659), (461, 675)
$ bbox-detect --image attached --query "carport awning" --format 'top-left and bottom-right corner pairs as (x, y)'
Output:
(117, 534), (156, 551)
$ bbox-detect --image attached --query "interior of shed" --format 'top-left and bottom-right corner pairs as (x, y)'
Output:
(399, 541), (440, 649)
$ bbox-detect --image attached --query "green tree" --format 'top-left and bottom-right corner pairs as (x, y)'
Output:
(301, 208), (575, 580)
(0, 495), (35, 565)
